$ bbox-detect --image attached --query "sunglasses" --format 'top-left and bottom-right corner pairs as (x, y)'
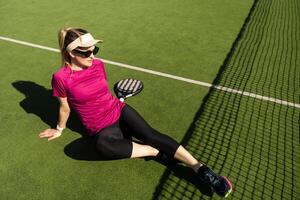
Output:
(73, 46), (99, 58)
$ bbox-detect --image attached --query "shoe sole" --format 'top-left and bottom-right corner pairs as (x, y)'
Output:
(222, 176), (233, 198)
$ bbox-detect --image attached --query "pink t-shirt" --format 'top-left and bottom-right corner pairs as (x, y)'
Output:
(52, 59), (125, 136)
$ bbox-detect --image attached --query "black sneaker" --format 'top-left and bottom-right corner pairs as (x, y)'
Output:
(197, 165), (232, 198)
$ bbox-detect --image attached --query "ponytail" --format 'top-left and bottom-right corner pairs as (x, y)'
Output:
(57, 27), (88, 66)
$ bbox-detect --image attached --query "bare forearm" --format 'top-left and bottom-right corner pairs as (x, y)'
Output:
(57, 108), (70, 128)
(39, 97), (70, 141)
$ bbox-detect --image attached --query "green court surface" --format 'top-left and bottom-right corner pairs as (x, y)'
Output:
(0, 0), (299, 200)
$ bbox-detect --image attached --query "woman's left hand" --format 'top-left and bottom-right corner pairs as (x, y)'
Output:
(39, 128), (62, 141)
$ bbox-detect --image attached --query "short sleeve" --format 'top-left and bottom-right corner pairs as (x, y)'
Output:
(102, 64), (108, 81)
(96, 59), (107, 80)
(52, 74), (67, 97)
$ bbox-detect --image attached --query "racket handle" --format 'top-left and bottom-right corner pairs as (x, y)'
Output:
(119, 94), (134, 102)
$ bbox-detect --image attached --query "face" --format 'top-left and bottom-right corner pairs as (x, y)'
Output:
(70, 46), (99, 68)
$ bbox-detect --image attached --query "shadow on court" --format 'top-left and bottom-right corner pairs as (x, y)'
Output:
(12, 80), (101, 160)
(12, 80), (214, 197)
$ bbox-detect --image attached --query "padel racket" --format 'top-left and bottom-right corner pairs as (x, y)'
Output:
(114, 78), (143, 102)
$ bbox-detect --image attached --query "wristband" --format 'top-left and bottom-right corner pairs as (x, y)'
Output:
(56, 125), (65, 132)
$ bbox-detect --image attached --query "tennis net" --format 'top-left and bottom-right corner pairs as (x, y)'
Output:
(153, 0), (300, 199)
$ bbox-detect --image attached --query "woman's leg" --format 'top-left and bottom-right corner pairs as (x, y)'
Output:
(131, 142), (159, 158)
(95, 120), (159, 159)
(174, 145), (203, 171)
(96, 105), (232, 197)
(120, 105), (202, 168)
(120, 105), (232, 197)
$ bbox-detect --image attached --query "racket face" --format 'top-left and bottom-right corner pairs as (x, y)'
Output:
(114, 78), (143, 99)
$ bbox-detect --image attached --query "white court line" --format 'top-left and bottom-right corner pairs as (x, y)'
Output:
(1, 35), (299, 109)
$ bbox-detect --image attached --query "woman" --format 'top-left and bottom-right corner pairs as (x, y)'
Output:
(39, 27), (232, 198)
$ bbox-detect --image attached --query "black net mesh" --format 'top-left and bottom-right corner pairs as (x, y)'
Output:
(153, 0), (300, 199)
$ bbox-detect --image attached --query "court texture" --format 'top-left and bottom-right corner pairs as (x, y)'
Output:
(0, 0), (299, 199)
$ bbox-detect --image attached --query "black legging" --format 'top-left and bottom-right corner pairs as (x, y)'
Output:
(94, 104), (180, 160)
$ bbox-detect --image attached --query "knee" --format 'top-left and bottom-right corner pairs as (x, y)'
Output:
(95, 137), (115, 158)
(95, 136), (131, 160)
(143, 129), (164, 145)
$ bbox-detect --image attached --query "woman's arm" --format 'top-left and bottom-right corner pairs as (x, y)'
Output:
(57, 97), (71, 129)
(39, 97), (71, 141)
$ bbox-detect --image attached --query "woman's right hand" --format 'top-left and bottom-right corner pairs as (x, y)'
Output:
(39, 128), (62, 141)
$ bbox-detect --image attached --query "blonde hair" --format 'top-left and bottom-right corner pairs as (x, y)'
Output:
(58, 27), (89, 66)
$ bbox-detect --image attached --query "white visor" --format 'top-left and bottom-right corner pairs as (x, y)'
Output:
(66, 33), (102, 52)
